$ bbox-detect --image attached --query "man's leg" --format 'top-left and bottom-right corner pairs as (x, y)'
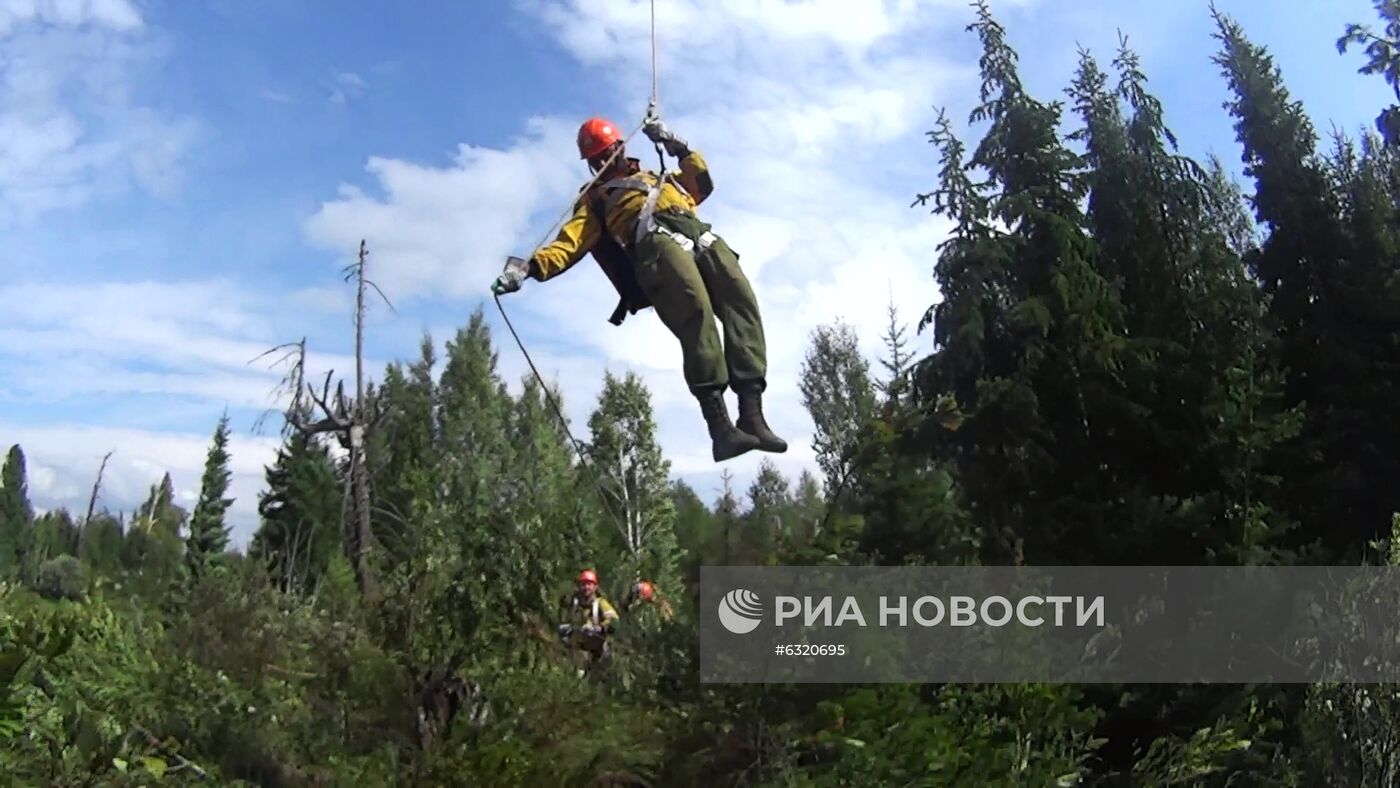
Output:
(634, 232), (759, 461)
(679, 221), (787, 453)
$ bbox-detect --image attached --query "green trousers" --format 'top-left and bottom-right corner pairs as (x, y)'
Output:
(632, 210), (767, 393)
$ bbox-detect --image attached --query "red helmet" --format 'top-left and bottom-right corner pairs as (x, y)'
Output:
(577, 117), (623, 159)
(578, 569), (598, 585)
(635, 580), (654, 601)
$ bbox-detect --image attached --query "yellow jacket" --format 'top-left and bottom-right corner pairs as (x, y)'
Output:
(528, 150), (714, 282)
(564, 593), (619, 630)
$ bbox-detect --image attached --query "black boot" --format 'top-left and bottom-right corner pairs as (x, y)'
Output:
(696, 387), (759, 462)
(734, 380), (788, 453)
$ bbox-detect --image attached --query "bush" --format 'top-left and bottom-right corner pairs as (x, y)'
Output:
(35, 556), (88, 601)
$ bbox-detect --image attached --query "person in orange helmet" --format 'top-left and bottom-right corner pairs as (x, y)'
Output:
(558, 568), (618, 666)
(492, 112), (786, 463)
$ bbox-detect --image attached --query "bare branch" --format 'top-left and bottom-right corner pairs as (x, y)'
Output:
(84, 451), (114, 526)
(366, 279), (397, 314)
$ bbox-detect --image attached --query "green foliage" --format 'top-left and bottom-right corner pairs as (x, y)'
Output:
(587, 370), (682, 591)
(799, 320), (877, 503)
(122, 475), (186, 598)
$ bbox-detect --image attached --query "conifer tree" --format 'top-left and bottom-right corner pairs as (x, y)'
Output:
(0, 445), (33, 576)
(186, 414), (234, 577)
(1216, 9), (1400, 556)
(250, 431), (341, 593)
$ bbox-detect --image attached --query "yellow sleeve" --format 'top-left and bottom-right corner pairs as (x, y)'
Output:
(599, 598), (619, 621)
(530, 197), (602, 281)
(675, 150), (713, 205)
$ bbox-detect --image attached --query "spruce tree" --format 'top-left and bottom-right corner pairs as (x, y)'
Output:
(186, 414), (234, 577)
(0, 445), (34, 576)
(250, 431), (341, 593)
(877, 299), (915, 405)
(914, 1), (1126, 564)
(1216, 9), (1400, 557)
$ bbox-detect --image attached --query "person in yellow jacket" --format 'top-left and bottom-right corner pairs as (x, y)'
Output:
(492, 113), (786, 462)
(557, 568), (618, 666)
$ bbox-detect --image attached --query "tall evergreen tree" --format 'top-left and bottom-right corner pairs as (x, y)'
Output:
(913, 1), (1127, 564)
(1216, 9), (1400, 557)
(250, 431), (341, 593)
(1065, 40), (1299, 563)
(0, 445), (34, 576)
(368, 334), (440, 571)
(186, 414), (234, 577)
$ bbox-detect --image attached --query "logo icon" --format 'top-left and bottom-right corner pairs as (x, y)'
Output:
(718, 588), (764, 634)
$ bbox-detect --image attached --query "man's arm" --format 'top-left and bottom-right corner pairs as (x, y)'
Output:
(530, 197), (602, 281)
(599, 598), (619, 633)
(645, 116), (713, 206)
(674, 150), (714, 206)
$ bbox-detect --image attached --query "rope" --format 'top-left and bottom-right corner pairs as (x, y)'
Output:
(650, 0), (659, 108)
(494, 292), (622, 522)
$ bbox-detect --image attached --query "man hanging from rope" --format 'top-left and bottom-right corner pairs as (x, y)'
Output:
(492, 112), (787, 462)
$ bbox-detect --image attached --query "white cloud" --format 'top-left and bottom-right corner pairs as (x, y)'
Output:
(304, 116), (584, 300)
(0, 0), (143, 35)
(0, 280), (375, 412)
(327, 69), (367, 104)
(0, 1), (197, 227)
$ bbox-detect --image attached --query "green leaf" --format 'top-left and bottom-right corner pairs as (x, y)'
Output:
(113, 757), (129, 772)
(142, 756), (168, 779)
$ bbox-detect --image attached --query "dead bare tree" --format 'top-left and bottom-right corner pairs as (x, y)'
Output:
(250, 239), (392, 604)
(76, 450), (113, 557)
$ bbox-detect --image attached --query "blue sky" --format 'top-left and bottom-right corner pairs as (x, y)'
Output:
(0, 0), (1392, 548)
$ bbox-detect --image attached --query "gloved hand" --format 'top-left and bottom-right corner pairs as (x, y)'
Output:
(557, 623), (574, 640)
(643, 115), (689, 158)
(492, 256), (529, 295)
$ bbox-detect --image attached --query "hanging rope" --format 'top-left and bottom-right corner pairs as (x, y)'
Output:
(650, 0), (659, 109)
